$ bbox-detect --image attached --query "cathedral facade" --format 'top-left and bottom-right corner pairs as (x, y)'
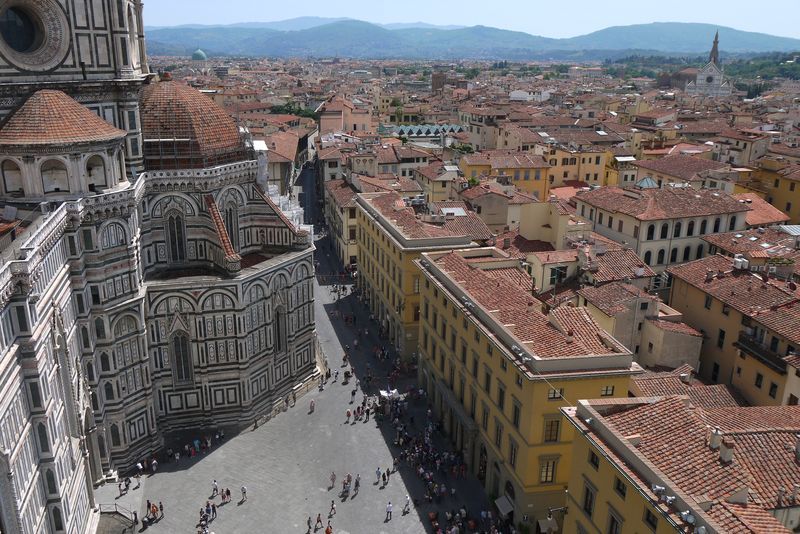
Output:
(685, 31), (734, 97)
(0, 2), (316, 533)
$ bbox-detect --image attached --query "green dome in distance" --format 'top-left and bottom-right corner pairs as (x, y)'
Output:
(191, 49), (208, 61)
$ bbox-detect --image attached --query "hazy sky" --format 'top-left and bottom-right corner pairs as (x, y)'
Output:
(143, 0), (800, 38)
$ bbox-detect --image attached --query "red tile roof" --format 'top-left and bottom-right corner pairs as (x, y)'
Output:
(141, 80), (245, 170)
(0, 90), (127, 147)
(203, 195), (239, 260)
(731, 194), (790, 227)
(576, 186), (749, 221)
(433, 251), (627, 358)
(633, 154), (727, 181)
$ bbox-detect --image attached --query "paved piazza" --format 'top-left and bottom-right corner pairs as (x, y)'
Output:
(95, 231), (488, 533)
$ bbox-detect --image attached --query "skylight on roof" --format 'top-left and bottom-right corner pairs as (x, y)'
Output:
(749, 237), (759, 241)
(596, 130), (608, 136)
(760, 243), (771, 248)
(734, 234), (743, 238)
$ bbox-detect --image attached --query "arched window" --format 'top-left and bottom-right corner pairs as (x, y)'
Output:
(700, 220), (708, 235)
(46, 469), (57, 494)
(673, 222), (682, 238)
(94, 318), (105, 339)
(86, 362), (95, 382)
(683, 246), (692, 261)
(91, 392), (99, 411)
(104, 381), (114, 401)
(100, 352), (110, 372)
(646, 224), (655, 241)
(660, 223), (669, 240)
(167, 214), (186, 262)
(41, 160), (69, 193)
(172, 333), (192, 382)
(52, 507), (63, 531)
(697, 244), (704, 259)
(657, 249), (666, 265)
(81, 326), (91, 350)
(225, 203), (239, 252)
(728, 216), (737, 231)
(670, 248), (678, 263)
(37, 422), (49, 453)
(713, 218), (721, 233)
(274, 308), (286, 353)
(110, 424), (120, 447)
(86, 155), (106, 191)
(687, 221), (695, 237)
(98, 434), (106, 457)
(643, 251), (652, 266)
(1, 159), (23, 195)
(504, 480), (516, 501)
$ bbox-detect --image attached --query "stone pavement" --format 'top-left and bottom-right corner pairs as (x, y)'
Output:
(94, 233), (489, 533)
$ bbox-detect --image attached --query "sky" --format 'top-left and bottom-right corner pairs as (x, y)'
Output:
(143, 0), (800, 39)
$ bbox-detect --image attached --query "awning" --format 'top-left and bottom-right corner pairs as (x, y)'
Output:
(495, 495), (514, 517)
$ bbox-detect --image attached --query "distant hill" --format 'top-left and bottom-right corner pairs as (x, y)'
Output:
(145, 20), (800, 59)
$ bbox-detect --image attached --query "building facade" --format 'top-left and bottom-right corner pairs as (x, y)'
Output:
(0, 3), (316, 534)
(416, 248), (641, 527)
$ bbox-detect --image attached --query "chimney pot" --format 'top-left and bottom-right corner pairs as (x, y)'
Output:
(720, 438), (735, 463)
(709, 427), (723, 450)
(679, 372), (692, 385)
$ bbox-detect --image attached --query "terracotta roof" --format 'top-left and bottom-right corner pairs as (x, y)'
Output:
(433, 251), (627, 359)
(141, 80), (245, 170)
(0, 90), (126, 147)
(731, 194), (790, 227)
(702, 228), (800, 278)
(633, 155), (726, 181)
(576, 186), (749, 221)
(324, 179), (358, 208)
(204, 195), (239, 260)
(494, 229), (554, 258)
(578, 282), (654, 316)
(583, 248), (655, 283)
(631, 370), (745, 408)
(667, 255), (800, 344)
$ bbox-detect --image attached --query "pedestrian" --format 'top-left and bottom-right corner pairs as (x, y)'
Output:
(325, 521), (333, 534)
(381, 472), (386, 486)
(346, 409), (351, 423)
(403, 494), (411, 514)
(354, 474), (360, 492)
(241, 485), (247, 501)
(226, 488), (231, 502)
(310, 399), (316, 412)
(211, 503), (216, 519)
(150, 503), (158, 520)
(292, 392), (297, 406)
(145, 500), (151, 519)
(159, 502), (163, 518)
(376, 467), (381, 483)
(330, 471), (336, 488)
(136, 462), (143, 476)
(350, 389), (356, 404)
(386, 501), (393, 521)
(151, 459), (158, 473)
(315, 513), (324, 529)
(118, 481), (124, 497)
(212, 479), (218, 496)
(329, 500), (336, 517)
(307, 516), (312, 532)
(386, 467), (391, 481)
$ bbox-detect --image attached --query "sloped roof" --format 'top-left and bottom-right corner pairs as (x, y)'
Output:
(0, 90), (127, 147)
(141, 80), (246, 170)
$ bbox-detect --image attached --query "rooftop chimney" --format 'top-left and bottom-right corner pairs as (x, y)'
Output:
(679, 372), (692, 385)
(566, 329), (574, 344)
(720, 438), (735, 464)
(709, 427), (723, 450)
(795, 434), (800, 462)
(705, 270), (714, 282)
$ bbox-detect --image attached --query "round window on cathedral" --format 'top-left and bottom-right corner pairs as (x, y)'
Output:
(706, 76), (714, 84)
(0, 6), (43, 54)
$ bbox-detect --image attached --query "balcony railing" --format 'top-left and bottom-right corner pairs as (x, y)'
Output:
(734, 332), (787, 374)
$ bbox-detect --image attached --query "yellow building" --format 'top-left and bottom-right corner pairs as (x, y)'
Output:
(355, 192), (487, 359)
(458, 152), (551, 200)
(415, 247), (641, 526)
(740, 163), (800, 224)
(667, 254), (800, 405)
(414, 164), (462, 203)
(323, 179), (359, 268)
(562, 397), (800, 534)
(532, 144), (611, 189)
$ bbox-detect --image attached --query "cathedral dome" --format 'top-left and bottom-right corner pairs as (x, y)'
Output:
(191, 48), (208, 61)
(0, 90), (126, 149)
(140, 79), (247, 171)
